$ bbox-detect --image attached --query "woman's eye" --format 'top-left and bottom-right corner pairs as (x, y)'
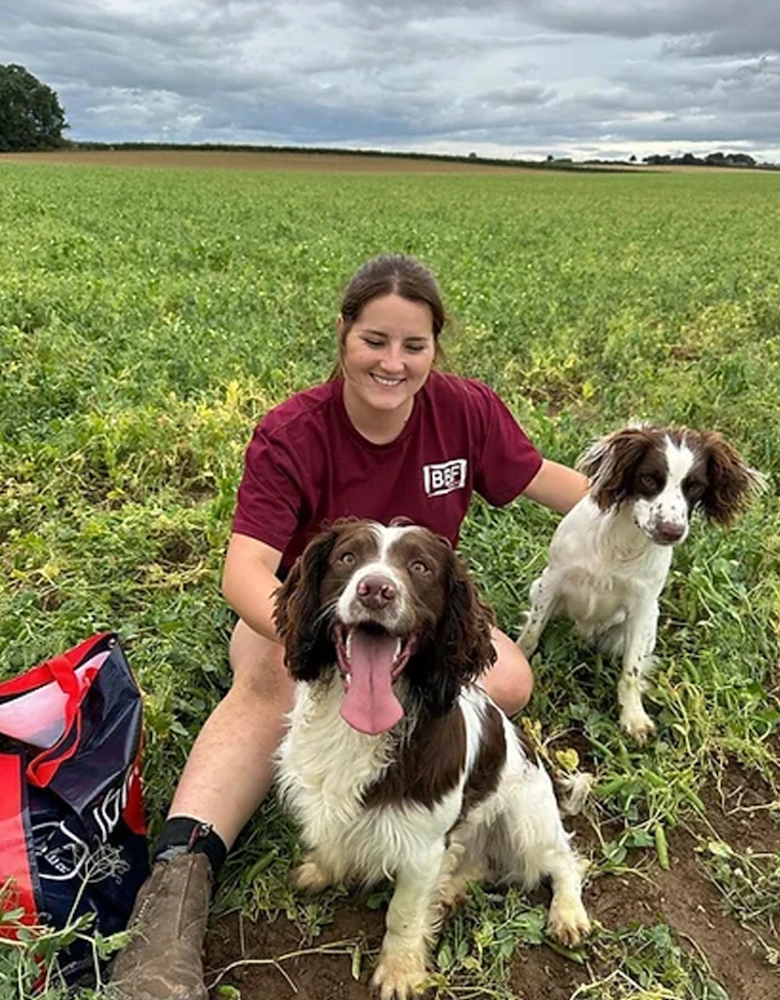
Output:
(340, 552), (355, 566)
(406, 344), (425, 353)
(363, 338), (383, 348)
(410, 560), (429, 574)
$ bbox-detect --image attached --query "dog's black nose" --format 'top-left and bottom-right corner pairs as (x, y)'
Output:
(356, 574), (397, 610)
(657, 521), (685, 543)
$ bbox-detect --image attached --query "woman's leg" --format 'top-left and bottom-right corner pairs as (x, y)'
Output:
(479, 626), (534, 716)
(168, 619), (294, 846)
(110, 621), (293, 1000)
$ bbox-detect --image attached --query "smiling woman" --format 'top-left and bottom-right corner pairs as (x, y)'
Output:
(109, 252), (590, 1000)
(339, 294), (437, 444)
(334, 255), (443, 443)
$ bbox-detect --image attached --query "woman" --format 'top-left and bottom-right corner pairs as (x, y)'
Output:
(111, 254), (588, 1000)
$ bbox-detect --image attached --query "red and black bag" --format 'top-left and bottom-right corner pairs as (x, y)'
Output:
(0, 632), (150, 980)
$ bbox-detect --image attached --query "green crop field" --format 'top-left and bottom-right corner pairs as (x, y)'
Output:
(1, 157), (778, 999)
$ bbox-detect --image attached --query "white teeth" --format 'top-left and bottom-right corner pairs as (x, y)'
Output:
(372, 375), (401, 386)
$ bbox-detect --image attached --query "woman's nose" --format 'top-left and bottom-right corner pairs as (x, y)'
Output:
(378, 342), (404, 371)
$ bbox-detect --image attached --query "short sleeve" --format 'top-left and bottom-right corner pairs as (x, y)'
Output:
(231, 421), (305, 551)
(471, 386), (542, 506)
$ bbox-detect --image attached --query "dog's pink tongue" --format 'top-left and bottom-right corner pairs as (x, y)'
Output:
(341, 630), (403, 735)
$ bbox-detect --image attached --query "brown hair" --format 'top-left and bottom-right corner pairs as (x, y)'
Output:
(330, 254), (447, 377)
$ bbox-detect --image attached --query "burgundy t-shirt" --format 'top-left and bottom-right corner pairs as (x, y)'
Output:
(232, 371), (542, 572)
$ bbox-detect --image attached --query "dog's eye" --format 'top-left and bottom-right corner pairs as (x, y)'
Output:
(410, 560), (430, 575)
(638, 474), (660, 494)
(339, 552), (355, 566)
(685, 482), (706, 500)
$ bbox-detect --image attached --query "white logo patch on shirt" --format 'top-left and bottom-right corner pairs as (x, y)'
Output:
(423, 459), (468, 497)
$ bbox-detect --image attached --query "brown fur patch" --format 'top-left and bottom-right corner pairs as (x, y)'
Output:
(361, 706), (467, 809)
(578, 426), (658, 510)
(699, 431), (763, 525)
(460, 701), (507, 817)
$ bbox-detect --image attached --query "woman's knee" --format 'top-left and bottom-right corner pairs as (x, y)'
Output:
(481, 628), (534, 716)
(227, 619), (293, 707)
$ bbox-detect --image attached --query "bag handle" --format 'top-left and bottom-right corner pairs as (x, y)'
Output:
(46, 652), (81, 697)
(0, 632), (110, 699)
(24, 635), (113, 789)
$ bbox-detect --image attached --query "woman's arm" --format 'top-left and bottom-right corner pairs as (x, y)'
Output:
(522, 458), (589, 514)
(221, 533), (285, 642)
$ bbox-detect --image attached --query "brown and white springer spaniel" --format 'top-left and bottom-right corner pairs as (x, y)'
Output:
(274, 518), (589, 1000)
(519, 426), (765, 743)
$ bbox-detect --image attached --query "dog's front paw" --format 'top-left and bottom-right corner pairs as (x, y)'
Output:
(620, 708), (656, 744)
(291, 856), (332, 893)
(547, 894), (591, 948)
(372, 945), (428, 1000)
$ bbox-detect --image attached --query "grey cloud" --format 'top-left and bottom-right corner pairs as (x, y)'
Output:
(327, 0), (778, 52)
(7, 0), (287, 49)
(2, 0), (779, 159)
(523, 0), (773, 43)
(669, 26), (780, 58)
(481, 83), (556, 107)
(603, 55), (780, 116)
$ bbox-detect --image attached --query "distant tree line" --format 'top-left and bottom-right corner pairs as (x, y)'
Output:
(643, 151), (757, 168)
(0, 64), (68, 151)
(72, 141), (630, 172)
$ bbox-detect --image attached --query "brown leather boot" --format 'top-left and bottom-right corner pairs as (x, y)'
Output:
(107, 852), (211, 1000)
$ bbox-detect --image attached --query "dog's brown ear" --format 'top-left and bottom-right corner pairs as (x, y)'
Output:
(443, 548), (496, 679)
(274, 527), (339, 680)
(577, 426), (655, 510)
(408, 548), (496, 717)
(699, 432), (766, 526)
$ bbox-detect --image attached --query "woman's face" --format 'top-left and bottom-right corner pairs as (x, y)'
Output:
(340, 293), (436, 421)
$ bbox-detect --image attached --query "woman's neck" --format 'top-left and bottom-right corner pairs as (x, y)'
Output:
(342, 383), (415, 445)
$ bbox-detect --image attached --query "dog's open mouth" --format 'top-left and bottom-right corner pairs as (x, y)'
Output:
(334, 622), (418, 735)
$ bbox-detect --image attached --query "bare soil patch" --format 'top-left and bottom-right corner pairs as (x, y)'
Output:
(0, 149), (538, 175)
(3, 149), (766, 177)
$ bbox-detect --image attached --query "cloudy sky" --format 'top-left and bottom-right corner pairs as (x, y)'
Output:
(3, 0), (779, 162)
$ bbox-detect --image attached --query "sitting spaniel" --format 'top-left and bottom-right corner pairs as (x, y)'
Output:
(519, 426), (764, 743)
(274, 519), (589, 1000)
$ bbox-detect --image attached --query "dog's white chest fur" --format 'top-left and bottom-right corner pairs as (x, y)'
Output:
(279, 676), (389, 812)
(277, 676), (465, 883)
(545, 497), (673, 629)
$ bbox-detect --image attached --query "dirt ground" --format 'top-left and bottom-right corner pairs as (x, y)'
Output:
(0, 149), (767, 176)
(204, 761), (779, 1000)
(0, 149), (539, 175)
